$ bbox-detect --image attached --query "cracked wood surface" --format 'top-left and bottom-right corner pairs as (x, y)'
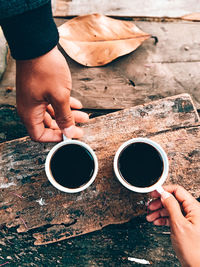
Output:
(0, 93), (200, 245)
(1, 21), (200, 110)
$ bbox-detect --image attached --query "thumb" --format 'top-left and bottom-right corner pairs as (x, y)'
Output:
(161, 191), (185, 225)
(50, 91), (75, 138)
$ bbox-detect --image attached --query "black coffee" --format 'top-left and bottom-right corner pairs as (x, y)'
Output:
(50, 144), (95, 189)
(118, 142), (163, 188)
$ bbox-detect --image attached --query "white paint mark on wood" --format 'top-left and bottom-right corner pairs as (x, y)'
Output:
(162, 232), (171, 235)
(0, 182), (16, 188)
(137, 200), (145, 205)
(36, 198), (47, 206)
(128, 257), (151, 264)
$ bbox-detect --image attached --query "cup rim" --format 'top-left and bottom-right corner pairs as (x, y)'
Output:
(113, 138), (169, 193)
(45, 140), (98, 193)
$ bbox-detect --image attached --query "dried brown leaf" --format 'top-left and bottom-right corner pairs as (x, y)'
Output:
(58, 14), (150, 66)
(181, 12), (200, 21)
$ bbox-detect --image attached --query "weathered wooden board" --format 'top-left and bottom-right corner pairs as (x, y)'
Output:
(1, 21), (200, 110)
(0, 94), (200, 245)
(62, 20), (200, 110)
(53, 0), (200, 18)
(0, 216), (180, 266)
(0, 215), (180, 266)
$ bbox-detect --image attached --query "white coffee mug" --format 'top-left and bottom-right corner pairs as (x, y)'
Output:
(113, 138), (169, 193)
(45, 135), (98, 193)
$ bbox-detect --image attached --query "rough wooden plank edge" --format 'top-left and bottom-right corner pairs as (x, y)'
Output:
(54, 15), (197, 23)
(53, 14), (179, 20)
(0, 93), (199, 146)
(0, 93), (200, 245)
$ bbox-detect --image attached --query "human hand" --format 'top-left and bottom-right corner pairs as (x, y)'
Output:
(146, 185), (200, 267)
(16, 46), (89, 142)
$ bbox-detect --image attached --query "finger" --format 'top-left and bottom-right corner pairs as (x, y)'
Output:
(160, 191), (187, 225)
(27, 119), (83, 141)
(47, 103), (87, 125)
(163, 185), (199, 208)
(153, 218), (170, 226)
(70, 97), (83, 109)
(49, 89), (75, 137)
(44, 112), (59, 129)
(29, 124), (63, 142)
(47, 97), (83, 117)
(19, 104), (63, 142)
(146, 208), (169, 222)
(45, 109), (86, 137)
(149, 190), (161, 199)
(47, 105), (55, 118)
(148, 198), (163, 211)
(72, 110), (89, 123)
(63, 125), (84, 139)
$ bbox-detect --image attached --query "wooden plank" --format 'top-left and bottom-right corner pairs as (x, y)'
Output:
(67, 20), (200, 110)
(1, 21), (200, 110)
(54, 0), (200, 18)
(0, 216), (180, 266)
(0, 94), (199, 245)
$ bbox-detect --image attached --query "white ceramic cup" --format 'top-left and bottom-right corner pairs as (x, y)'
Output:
(113, 138), (169, 194)
(45, 135), (98, 193)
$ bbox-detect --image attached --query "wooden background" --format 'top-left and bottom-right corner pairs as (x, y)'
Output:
(0, 0), (200, 266)
(1, 19), (200, 112)
(53, 0), (200, 18)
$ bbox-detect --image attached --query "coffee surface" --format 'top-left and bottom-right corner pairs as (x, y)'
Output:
(50, 144), (95, 189)
(118, 142), (163, 187)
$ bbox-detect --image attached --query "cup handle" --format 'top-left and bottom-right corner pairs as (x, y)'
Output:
(156, 185), (164, 195)
(62, 134), (71, 141)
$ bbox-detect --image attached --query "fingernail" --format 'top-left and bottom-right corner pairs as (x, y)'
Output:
(146, 215), (152, 222)
(63, 125), (76, 139)
(161, 191), (171, 200)
(146, 215), (150, 221)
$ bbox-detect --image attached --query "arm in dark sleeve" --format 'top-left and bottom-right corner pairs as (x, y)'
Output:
(0, 1), (59, 60)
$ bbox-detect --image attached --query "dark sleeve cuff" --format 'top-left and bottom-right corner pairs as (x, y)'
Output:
(0, 1), (59, 60)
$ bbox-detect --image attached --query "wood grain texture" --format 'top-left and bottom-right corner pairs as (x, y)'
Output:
(1, 21), (200, 110)
(0, 216), (180, 266)
(54, 0), (200, 18)
(0, 94), (199, 245)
